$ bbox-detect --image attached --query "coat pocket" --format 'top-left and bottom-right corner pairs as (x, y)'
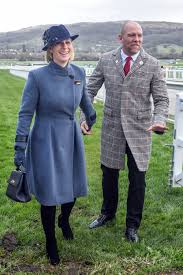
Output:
(102, 107), (114, 130)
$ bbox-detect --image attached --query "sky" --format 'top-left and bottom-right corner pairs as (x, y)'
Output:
(1, 0), (183, 32)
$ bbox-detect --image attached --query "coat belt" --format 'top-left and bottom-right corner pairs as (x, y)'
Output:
(36, 114), (75, 120)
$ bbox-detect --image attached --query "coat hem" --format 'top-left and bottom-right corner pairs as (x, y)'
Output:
(32, 193), (88, 206)
(100, 160), (125, 170)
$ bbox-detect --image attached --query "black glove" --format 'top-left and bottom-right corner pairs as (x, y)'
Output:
(86, 112), (96, 130)
(14, 135), (28, 168)
(14, 148), (26, 168)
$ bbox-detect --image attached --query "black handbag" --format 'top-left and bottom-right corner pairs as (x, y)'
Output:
(6, 166), (31, 203)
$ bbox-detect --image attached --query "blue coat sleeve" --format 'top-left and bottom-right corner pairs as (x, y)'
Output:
(15, 71), (39, 149)
(79, 69), (96, 128)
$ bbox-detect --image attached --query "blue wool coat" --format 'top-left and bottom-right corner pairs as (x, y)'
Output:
(15, 61), (96, 205)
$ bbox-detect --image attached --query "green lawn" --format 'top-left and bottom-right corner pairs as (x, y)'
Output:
(0, 70), (183, 274)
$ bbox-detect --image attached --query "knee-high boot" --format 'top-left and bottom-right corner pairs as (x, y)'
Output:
(58, 199), (76, 240)
(40, 205), (60, 265)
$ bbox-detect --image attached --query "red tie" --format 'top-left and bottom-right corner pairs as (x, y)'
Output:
(124, 56), (132, 76)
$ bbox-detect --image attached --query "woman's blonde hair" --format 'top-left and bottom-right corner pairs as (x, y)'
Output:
(45, 44), (75, 63)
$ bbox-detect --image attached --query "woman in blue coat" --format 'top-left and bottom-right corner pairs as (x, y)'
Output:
(14, 24), (96, 265)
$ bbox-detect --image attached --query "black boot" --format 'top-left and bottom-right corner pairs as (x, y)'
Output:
(58, 199), (76, 240)
(41, 205), (60, 265)
(46, 238), (60, 265)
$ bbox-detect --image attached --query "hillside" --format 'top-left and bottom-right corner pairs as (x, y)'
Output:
(0, 21), (183, 60)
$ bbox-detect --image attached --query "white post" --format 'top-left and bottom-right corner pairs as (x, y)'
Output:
(171, 93), (183, 187)
(173, 69), (177, 81)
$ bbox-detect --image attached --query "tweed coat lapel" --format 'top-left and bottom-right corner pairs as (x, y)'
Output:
(112, 47), (148, 78)
(112, 47), (125, 78)
(128, 48), (148, 77)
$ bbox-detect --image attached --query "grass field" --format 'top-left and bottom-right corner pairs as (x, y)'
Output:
(0, 70), (183, 274)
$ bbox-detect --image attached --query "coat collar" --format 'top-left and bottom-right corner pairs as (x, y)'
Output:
(112, 47), (148, 78)
(49, 61), (75, 78)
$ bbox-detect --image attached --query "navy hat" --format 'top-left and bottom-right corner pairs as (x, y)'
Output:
(42, 24), (79, 51)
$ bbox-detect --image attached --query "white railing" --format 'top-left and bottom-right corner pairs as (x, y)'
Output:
(164, 67), (183, 84)
(7, 64), (183, 84)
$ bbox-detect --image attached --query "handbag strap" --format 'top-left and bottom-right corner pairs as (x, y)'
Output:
(15, 135), (28, 142)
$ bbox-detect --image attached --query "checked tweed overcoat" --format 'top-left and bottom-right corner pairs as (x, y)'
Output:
(86, 47), (169, 171)
(15, 61), (96, 205)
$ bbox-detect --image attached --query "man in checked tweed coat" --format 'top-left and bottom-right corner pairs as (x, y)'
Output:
(81, 21), (169, 242)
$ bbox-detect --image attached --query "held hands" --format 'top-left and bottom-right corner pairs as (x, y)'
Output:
(14, 149), (26, 168)
(147, 123), (168, 134)
(80, 121), (92, 135)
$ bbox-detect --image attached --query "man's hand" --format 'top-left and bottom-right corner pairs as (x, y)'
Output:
(80, 121), (92, 135)
(147, 123), (168, 134)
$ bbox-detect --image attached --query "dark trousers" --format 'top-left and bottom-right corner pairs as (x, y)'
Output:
(101, 143), (146, 229)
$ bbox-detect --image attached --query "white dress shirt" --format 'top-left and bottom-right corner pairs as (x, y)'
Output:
(121, 49), (140, 68)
